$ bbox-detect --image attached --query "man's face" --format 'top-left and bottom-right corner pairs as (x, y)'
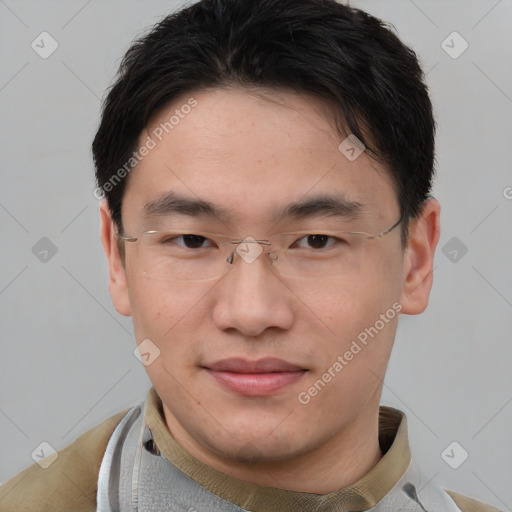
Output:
(114, 87), (408, 463)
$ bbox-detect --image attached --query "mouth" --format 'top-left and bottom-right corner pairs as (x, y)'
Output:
(203, 358), (308, 396)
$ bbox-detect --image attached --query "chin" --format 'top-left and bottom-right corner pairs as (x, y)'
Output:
(201, 425), (310, 464)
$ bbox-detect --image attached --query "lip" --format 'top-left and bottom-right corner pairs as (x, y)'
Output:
(204, 358), (307, 396)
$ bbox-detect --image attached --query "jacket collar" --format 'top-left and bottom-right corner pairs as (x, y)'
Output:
(144, 387), (411, 512)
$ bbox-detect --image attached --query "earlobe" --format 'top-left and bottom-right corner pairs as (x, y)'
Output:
(399, 198), (441, 315)
(99, 200), (131, 316)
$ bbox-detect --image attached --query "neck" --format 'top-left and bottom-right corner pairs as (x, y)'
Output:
(163, 406), (383, 494)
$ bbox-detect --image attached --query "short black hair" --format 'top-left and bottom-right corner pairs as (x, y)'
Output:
(92, 0), (436, 245)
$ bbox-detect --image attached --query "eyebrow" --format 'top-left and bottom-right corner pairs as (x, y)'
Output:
(276, 194), (365, 222)
(142, 191), (365, 224)
(143, 192), (231, 223)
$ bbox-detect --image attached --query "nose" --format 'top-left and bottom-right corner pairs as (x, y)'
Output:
(212, 243), (294, 337)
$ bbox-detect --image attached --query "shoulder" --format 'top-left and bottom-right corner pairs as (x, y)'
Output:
(0, 408), (130, 512)
(446, 489), (503, 512)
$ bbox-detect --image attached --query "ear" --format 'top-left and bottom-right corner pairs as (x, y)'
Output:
(399, 197), (441, 315)
(99, 200), (131, 316)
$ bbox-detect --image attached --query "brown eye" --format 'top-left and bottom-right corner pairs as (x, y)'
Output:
(292, 234), (337, 250)
(181, 235), (208, 249)
(161, 234), (212, 249)
(306, 235), (330, 249)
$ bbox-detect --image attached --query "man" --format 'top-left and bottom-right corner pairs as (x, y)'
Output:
(0, 0), (500, 510)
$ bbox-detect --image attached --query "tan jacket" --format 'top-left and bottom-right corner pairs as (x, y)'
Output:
(0, 388), (501, 512)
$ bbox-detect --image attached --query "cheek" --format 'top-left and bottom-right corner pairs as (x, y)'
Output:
(128, 283), (208, 387)
(294, 254), (403, 366)
(291, 269), (398, 334)
(126, 275), (209, 347)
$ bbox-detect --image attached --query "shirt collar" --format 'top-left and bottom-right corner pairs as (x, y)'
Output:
(144, 387), (411, 512)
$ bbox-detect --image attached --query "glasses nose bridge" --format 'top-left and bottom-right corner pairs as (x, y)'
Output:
(226, 237), (277, 266)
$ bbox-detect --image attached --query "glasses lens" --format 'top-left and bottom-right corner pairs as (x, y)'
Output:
(268, 231), (365, 278)
(131, 230), (367, 281)
(136, 231), (233, 282)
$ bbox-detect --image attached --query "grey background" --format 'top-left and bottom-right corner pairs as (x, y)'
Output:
(0, 0), (511, 508)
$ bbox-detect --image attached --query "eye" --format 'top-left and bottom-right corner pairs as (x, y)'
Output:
(161, 234), (215, 249)
(292, 234), (343, 250)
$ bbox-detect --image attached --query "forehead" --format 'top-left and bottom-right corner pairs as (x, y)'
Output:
(121, 87), (398, 229)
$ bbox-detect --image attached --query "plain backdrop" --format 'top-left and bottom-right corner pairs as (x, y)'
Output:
(0, 0), (511, 508)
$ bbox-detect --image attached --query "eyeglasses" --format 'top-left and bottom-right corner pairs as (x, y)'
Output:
(117, 213), (403, 282)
